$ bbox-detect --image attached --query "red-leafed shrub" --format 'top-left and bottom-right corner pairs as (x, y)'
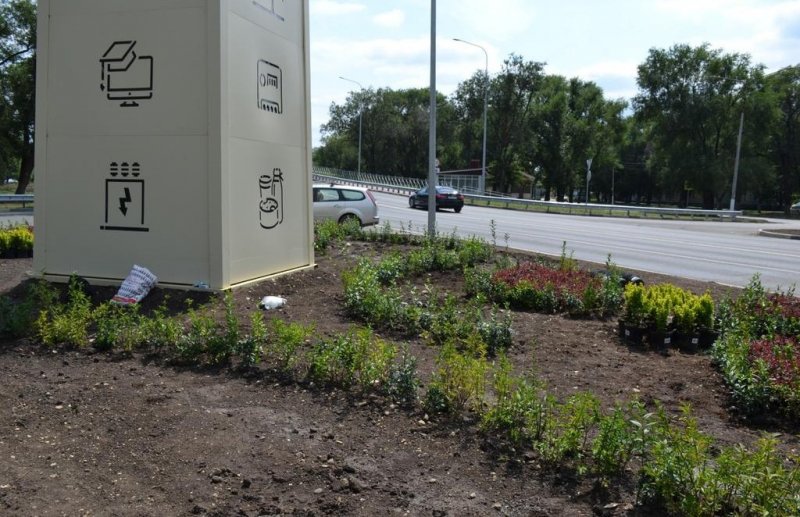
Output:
(749, 335), (800, 388)
(489, 262), (611, 316)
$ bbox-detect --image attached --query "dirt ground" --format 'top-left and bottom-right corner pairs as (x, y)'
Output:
(1, 243), (798, 517)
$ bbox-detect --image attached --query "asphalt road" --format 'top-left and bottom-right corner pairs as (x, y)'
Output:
(374, 192), (800, 291)
(7, 198), (799, 290)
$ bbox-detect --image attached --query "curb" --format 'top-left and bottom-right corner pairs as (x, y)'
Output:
(758, 229), (800, 240)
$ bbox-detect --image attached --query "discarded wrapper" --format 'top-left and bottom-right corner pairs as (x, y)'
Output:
(259, 296), (287, 310)
(111, 265), (158, 306)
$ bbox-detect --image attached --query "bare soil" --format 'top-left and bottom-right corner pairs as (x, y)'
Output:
(1, 245), (797, 517)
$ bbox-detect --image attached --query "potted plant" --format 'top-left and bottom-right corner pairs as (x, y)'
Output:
(647, 296), (674, 350)
(619, 283), (647, 343)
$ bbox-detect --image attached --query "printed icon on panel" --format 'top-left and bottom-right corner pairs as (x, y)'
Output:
(253, 0), (286, 22)
(100, 41), (154, 108)
(102, 162), (148, 232)
(259, 168), (284, 229)
(257, 60), (283, 113)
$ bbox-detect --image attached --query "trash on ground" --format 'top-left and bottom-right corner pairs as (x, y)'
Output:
(259, 296), (287, 310)
(111, 265), (158, 306)
(591, 269), (644, 287)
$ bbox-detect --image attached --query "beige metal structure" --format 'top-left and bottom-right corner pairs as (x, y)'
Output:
(34, 0), (314, 290)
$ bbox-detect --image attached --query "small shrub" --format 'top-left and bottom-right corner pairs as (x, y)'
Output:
(93, 303), (144, 351)
(35, 276), (93, 347)
(425, 344), (489, 416)
(266, 318), (313, 373)
(386, 347), (419, 407)
(238, 311), (267, 367)
(140, 303), (183, 350)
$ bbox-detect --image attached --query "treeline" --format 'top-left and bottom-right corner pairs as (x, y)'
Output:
(315, 46), (800, 211)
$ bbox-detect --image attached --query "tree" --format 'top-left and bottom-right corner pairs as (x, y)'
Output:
(0, 0), (36, 194)
(634, 43), (769, 209)
(766, 65), (800, 212)
(487, 54), (545, 192)
(318, 87), (457, 178)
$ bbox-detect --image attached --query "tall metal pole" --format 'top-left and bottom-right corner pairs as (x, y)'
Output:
(729, 111), (744, 212)
(427, 0), (437, 237)
(611, 167), (615, 205)
(453, 38), (488, 194)
(585, 158), (592, 205)
(339, 76), (363, 174)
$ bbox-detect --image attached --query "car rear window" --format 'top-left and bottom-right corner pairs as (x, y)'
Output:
(340, 189), (365, 201)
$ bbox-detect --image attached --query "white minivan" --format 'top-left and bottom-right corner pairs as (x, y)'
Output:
(312, 183), (379, 226)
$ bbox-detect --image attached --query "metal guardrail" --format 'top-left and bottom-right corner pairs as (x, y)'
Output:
(312, 167), (743, 221)
(0, 194), (34, 208)
(5, 171), (744, 220)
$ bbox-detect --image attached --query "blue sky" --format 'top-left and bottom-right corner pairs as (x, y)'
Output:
(309, 0), (800, 146)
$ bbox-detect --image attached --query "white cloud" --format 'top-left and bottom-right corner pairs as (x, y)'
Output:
(373, 9), (406, 29)
(310, 0), (366, 16)
(443, 0), (538, 42)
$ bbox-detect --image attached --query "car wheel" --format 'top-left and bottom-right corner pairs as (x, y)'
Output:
(409, 197), (416, 208)
(338, 213), (361, 226)
(454, 206), (462, 213)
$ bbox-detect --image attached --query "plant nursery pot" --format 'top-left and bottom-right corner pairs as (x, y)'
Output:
(698, 328), (719, 349)
(648, 329), (675, 350)
(618, 320), (645, 344)
(677, 332), (700, 353)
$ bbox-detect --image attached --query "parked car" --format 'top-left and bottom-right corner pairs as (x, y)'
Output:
(791, 200), (800, 214)
(313, 183), (379, 226)
(408, 185), (464, 213)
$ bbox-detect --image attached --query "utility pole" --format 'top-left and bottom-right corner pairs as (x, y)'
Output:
(427, 0), (437, 237)
(729, 112), (744, 212)
(585, 158), (592, 205)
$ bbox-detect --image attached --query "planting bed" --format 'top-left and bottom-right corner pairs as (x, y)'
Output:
(0, 243), (798, 516)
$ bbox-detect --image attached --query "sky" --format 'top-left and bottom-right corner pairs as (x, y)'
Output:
(308, 0), (800, 147)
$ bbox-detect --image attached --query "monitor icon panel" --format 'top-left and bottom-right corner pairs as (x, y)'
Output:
(100, 41), (154, 107)
(257, 59), (282, 114)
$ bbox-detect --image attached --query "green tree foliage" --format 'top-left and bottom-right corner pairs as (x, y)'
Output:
(311, 44), (791, 210)
(486, 54), (544, 193)
(0, 0), (36, 193)
(319, 87), (458, 178)
(765, 65), (800, 212)
(634, 43), (773, 209)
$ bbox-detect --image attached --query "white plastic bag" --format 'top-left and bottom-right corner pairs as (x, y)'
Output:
(111, 265), (158, 306)
(259, 296), (287, 310)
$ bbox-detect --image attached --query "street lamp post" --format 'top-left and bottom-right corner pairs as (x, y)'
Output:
(453, 37), (488, 194)
(585, 158), (592, 205)
(339, 76), (363, 174)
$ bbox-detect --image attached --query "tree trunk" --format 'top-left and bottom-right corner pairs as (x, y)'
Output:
(15, 146), (34, 194)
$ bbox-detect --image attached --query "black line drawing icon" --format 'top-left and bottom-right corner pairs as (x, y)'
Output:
(101, 161), (148, 232)
(257, 60), (283, 113)
(259, 168), (284, 229)
(252, 0), (285, 22)
(100, 41), (154, 107)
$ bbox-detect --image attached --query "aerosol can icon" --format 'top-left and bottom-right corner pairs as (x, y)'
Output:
(259, 168), (284, 229)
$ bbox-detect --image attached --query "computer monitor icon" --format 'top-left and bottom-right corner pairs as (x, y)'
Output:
(100, 41), (154, 107)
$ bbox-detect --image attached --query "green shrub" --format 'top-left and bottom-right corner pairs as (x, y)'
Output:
(238, 311), (267, 367)
(266, 317), (313, 373)
(591, 400), (655, 481)
(140, 303), (183, 351)
(93, 303), (144, 351)
(308, 327), (396, 391)
(0, 225), (33, 258)
(35, 276), (93, 347)
(425, 344), (489, 416)
(386, 347), (419, 406)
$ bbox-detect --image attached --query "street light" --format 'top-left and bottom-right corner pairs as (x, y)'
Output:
(339, 76), (363, 174)
(453, 37), (488, 194)
(585, 158), (592, 205)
